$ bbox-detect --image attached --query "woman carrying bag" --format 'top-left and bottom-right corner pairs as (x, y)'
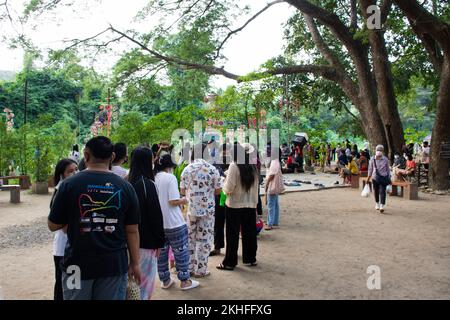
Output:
(367, 145), (391, 213)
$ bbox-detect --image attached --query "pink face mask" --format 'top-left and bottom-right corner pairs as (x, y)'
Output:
(376, 151), (383, 157)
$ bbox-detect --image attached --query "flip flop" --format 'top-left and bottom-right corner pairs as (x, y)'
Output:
(161, 278), (175, 289)
(181, 279), (200, 291)
(216, 264), (234, 271)
(193, 271), (211, 278)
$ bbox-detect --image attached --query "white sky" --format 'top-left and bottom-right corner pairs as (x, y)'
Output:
(0, 0), (293, 90)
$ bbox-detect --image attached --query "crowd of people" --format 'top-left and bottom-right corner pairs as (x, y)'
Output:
(48, 137), (285, 300)
(48, 135), (433, 300)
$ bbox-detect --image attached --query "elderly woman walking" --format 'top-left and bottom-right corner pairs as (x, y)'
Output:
(367, 145), (391, 213)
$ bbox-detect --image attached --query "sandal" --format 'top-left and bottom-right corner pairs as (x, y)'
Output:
(216, 263), (234, 271)
(209, 249), (221, 257)
(181, 279), (200, 291)
(193, 271), (211, 278)
(161, 278), (175, 289)
(265, 226), (273, 231)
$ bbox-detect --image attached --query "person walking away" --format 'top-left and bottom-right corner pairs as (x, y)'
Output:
(48, 136), (141, 300)
(264, 149), (285, 230)
(217, 144), (259, 271)
(51, 159), (78, 300)
(154, 154), (199, 290)
(180, 144), (222, 278)
(367, 145), (391, 213)
(111, 142), (129, 179)
(128, 147), (165, 300)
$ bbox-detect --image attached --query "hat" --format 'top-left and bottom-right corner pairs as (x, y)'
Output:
(157, 154), (177, 168)
(376, 145), (384, 152)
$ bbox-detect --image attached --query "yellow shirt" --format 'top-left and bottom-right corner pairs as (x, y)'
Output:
(347, 160), (359, 175)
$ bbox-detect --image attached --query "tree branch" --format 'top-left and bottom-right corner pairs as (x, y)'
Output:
(350, 0), (358, 29)
(393, 0), (450, 55)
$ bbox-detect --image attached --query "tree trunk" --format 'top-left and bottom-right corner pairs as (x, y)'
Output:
(360, 0), (405, 160)
(429, 57), (450, 190)
(393, 0), (450, 190)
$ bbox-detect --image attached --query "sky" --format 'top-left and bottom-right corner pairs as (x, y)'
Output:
(0, 0), (293, 90)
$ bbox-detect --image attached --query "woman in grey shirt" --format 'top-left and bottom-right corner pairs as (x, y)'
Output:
(367, 145), (391, 213)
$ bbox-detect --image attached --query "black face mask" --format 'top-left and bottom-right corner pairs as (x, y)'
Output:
(123, 156), (129, 165)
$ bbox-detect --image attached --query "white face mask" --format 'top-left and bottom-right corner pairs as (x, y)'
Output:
(394, 155), (399, 159)
(376, 151), (382, 157)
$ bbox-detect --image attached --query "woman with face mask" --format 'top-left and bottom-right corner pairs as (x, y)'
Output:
(51, 158), (78, 300)
(367, 145), (391, 213)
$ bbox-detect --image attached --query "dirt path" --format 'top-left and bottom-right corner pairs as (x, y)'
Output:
(1, 188), (449, 300)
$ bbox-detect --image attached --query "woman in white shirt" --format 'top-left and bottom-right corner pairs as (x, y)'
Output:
(217, 144), (259, 271)
(154, 154), (199, 291)
(50, 158), (78, 300)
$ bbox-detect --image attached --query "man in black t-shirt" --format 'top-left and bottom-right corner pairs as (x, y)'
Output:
(48, 136), (141, 300)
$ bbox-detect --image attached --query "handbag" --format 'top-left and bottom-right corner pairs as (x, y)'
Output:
(361, 184), (371, 197)
(373, 158), (391, 186)
(126, 276), (141, 300)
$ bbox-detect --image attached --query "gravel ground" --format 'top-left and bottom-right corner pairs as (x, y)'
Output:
(0, 218), (52, 250)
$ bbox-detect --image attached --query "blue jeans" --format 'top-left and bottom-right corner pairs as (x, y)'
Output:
(62, 272), (127, 300)
(267, 194), (280, 227)
(158, 224), (190, 283)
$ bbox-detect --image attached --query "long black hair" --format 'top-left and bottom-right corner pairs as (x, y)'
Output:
(233, 143), (258, 192)
(54, 158), (77, 186)
(128, 146), (155, 184)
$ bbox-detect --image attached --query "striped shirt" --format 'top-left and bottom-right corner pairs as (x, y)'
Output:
(368, 156), (390, 179)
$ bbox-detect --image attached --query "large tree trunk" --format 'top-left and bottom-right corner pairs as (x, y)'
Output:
(430, 57), (450, 190)
(360, 0), (405, 160)
(393, 0), (450, 191)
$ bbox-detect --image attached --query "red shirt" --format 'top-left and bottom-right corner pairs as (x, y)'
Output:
(407, 160), (416, 170)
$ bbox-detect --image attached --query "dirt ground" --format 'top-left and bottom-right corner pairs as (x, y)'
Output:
(0, 188), (449, 300)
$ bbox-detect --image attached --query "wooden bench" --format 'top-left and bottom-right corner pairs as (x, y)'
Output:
(0, 175), (31, 190)
(390, 181), (418, 200)
(0, 185), (21, 203)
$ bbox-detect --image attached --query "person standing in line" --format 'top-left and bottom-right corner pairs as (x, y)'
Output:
(210, 143), (231, 257)
(265, 148), (285, 230)
(48, 136), (141, 300)
(180, 143), (222, 277)
(51, 158), (78, 300)
(128, 146), (165, 300)
(154, 154), (199, 290)
(111, 142), (129, 179)
(367, 145), (391, 214)
(217, 144), (259, 271)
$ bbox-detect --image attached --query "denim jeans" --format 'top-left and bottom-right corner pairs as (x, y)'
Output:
(267, 194), (280, 227)
(158, 224), (190, 283)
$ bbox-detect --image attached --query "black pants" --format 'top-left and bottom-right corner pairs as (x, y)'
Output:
(222, 207), (257, 267)
(373, 180), (387, 205)
(214, 196), (226, 250)
(54, 256), (63, 301)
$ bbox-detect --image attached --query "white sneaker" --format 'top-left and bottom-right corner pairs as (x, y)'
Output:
(375, 203), (380, 210)
(380, 204), (385, 213)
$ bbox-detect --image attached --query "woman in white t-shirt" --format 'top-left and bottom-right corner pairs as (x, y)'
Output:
(50, 158), (78, 300)
(154, 154), (199, 291)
